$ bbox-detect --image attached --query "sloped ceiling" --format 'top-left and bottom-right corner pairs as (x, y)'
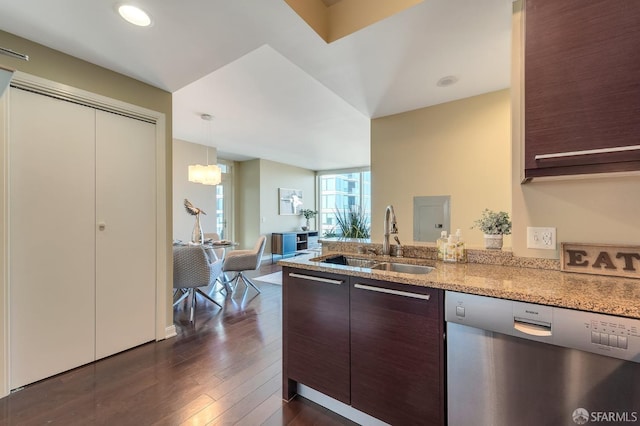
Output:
(0, 0), (512, 170)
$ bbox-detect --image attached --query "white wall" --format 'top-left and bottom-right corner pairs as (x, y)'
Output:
(172, 139), (218, 242)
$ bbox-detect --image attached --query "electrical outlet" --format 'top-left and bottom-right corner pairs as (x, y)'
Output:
(527, 227), (556, 250)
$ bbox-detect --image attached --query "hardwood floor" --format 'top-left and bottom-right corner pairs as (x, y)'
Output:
(0, 262), (357, 425)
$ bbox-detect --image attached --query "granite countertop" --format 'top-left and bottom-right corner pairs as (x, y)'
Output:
(278, 252), (640, 319)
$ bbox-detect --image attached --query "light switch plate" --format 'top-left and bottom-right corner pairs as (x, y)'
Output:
(527, 227), (556, 250)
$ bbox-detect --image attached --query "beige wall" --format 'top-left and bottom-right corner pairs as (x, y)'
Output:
(285, 0), (422, 43)
(172, 139), (218, 242)
(0, 31), (171, 122)
(328, 0), (422, 42)
(371, 89), (512, 248)
(235, 158), (316, 254)
(510, 1), (640, 258)
(284, 0), (329, 41)
(235, 159), (262, 250)
(259, 159), (316, 253)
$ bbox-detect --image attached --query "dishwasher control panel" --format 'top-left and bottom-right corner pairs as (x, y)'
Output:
(445, 291), (640, 363)
(559, 310), (639, 361)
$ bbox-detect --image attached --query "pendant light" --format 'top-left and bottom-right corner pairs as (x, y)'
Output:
(188, 114), (221, 186)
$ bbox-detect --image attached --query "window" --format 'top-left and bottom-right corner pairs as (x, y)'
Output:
(215, 161), (232, 240)
(318, 169), (371, 237)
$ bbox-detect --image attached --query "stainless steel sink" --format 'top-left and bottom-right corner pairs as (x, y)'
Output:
(316, 255), (435, 274)
(345, 258), (378, 268)
(319, 255), (378, 268)
(371, 262), (434, 274)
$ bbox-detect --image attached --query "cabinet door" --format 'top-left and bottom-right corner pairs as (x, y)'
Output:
(524, 0), (640, 178)
(351, 279), (444, 426)
(307, 232), (319, 248)
(9, 88), (96, 388)
(283, 268), (350, 403)
(271, 233), (296, 256)
(282, 233), (296, 255)
(95, 111), (156, 359)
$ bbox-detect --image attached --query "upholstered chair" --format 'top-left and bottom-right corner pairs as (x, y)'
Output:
(173, 245), (223, 322)
(222, 235), (267, 296)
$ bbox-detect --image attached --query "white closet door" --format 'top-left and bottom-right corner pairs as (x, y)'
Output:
(9, 88), (96, 388)
(95, 110), (156, 359)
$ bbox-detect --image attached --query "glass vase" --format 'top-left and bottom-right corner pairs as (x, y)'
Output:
(191, 214), (204, 244)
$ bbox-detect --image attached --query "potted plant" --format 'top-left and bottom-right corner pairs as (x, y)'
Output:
(334, 205), (370, 238)
(472, 208), (512, 250)
(300, 209), (318, 231)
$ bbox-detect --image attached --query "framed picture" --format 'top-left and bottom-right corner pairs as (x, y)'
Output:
(279, 188), (303, 215)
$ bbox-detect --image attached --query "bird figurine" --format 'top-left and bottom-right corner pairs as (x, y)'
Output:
(184, 198), (206, 216)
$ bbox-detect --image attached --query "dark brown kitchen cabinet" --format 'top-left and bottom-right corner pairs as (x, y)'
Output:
(524, 0), (640, 180)
(282, 267), (350, 404)
(350, 278), (445, 426)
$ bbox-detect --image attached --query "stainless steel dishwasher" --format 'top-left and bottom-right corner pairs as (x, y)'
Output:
(445, 291), (640, 426)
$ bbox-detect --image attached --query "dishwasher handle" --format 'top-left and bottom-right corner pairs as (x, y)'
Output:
(514, 317), (552, 337)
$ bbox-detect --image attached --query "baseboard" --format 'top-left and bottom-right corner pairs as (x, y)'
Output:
(164, 325), (177, 339)
(297, 385), (389, 426)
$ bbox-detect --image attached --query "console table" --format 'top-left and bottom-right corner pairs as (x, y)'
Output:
(272, 231), (319, 261)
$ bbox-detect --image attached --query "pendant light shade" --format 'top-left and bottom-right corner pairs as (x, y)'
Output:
(188, 113), (220, 185)
(188, 164), (221, 185)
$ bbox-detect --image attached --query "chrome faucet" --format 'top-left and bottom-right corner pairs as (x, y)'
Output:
(382, 205), (398, 256)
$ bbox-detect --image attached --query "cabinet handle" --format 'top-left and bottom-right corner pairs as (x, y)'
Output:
(535, 145), (640, 160)
(288, 273), (343, 285)
(354, 283), (431, 300)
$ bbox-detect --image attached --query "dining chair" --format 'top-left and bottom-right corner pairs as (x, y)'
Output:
(173, 245), (223, 322)
(221, 235), (267, 297)
(204, 232), (225, 260)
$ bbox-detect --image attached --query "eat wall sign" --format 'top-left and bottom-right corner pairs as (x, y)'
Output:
(561, 243), (640, 280)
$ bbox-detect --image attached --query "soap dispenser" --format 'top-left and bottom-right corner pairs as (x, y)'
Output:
(455, 228), (467, 263)
(437, 230), (447, 261)
(444, 234), (457, 263)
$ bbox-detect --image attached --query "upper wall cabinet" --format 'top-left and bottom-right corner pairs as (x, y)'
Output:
(524, 0), (640, 180)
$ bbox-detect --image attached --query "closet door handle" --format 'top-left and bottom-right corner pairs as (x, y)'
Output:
(98, 222), (106, 231)
(354, 283), (431, 300)
(535, 145), (640, 160)
(288, 273), (342, 285)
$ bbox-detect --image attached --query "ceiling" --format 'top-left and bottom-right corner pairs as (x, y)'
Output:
(0, 0), (513, 171)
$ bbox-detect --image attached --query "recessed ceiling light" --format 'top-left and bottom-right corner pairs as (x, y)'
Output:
(437, 75), (459, 87)
(118, 4), (152, 27)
